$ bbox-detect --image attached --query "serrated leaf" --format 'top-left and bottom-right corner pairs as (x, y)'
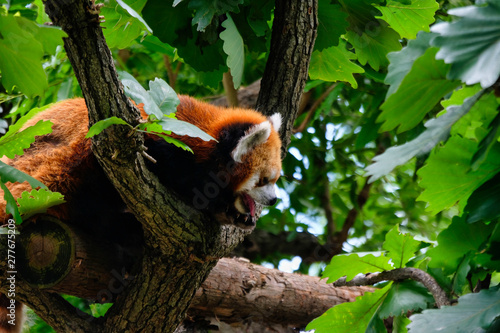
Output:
(0, 103), (54, 143)
(189, 0), (244, 32)
(378, 280), (433, 319)
(346, 21), (402, 71)
(426, 216), (495, 273)
(119, 71), (163, 119)
(0, 160), (46, 189)
(0, 182), (21, 224)
(322, 253), (393, 283)
(316, 0), (348, 51)
(0, 120), (53, 159)
(220, 14), (244, 89)
(17, 188), (65, 220)
(417, 136), (500, 214)
(378, 47), (461, 133)
(158, 118), (215, 142)
(431, 1), (500, 88)
(148, 78), (180, 115)
(465, 172), (500, 223)
(376, 0), (438, 40)
(306, 284), (392, 333)
(385, 31), (435, 98)
(0, 14), (47, 96)
(407, 286), (500, 333)
(86, 117), (131, 138)
(366, 91), (481, 182)
(383, 225), (421, 268)
(309, 41), (365, 89)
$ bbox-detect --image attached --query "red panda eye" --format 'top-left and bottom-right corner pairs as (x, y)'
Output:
(260, 177), (269, 186)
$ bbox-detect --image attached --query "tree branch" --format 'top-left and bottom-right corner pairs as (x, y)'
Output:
(333, 267), (451, 308)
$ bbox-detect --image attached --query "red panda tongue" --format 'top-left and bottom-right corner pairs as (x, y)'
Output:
(242, 193), (256, 217)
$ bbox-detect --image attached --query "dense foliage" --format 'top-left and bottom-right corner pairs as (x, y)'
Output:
(1, 0), (500, 332)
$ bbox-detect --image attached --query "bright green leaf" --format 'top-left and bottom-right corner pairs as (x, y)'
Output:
(316, 0), (348, 51)
(383, 225), (421, 268)
(220, 14), (244, 89)
(306, 284), (392, 333)
(378, 280), (433, 318)
(0, 120), (53, 159)
(0, 160), (47, 189)
(366, 91), (482, 182)
(376, 0), (438, 39)
(148, 78), (180, 115)
(86, 117), (131, 138)
(378, 47), (461, 133)
(322, 253), (393, 283)
(346, 21), (402, 71)
(17, 188), (65, 220)
(158, 118), (215, 142)
(408, 286), (500, 333)
(309, 41), (365, 89)
(426, 216), (495, 273)
(417, 136), (500, 214)
(431, 0), (500, 88)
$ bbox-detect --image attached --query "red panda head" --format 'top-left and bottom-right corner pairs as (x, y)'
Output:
(229, 113), (282, 228)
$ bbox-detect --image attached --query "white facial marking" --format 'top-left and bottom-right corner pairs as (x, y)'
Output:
(248, 183), (277, 206)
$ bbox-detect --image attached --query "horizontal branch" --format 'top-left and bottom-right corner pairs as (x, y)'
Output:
(333, 267), (451, 308)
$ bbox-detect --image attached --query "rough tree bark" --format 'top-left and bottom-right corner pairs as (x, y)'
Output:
(1, 0), (320, 332)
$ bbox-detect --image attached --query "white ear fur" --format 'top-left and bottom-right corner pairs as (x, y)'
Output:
(231, 121), (271, 163)
(269, 113), (282, 131)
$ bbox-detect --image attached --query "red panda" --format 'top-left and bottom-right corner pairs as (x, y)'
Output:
(0, 96), (282, 332)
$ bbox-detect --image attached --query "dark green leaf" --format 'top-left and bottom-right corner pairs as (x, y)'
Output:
(189, 0), (244, 32)
(378, 280), (433, 318)
(0, 160), (47, 189)
(316, 0), (348, 51)
(0, 182), (21, 224)
(465, 172), (500, 223)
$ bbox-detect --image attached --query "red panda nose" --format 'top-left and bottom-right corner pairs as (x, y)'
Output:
(268, 197), (277, 206)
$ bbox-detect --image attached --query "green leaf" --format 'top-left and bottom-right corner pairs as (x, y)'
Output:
(385, 31), (435, 98)
(383, 225), (421, 268)
(188, 0), (244, 32)
(431, 1), (500, 88)
(119, 71), (163, 119)
(393, 315), (411, 333)
(148, 78), (180, 115)
(417, 136), (500, 214)
(0, 120), (53, 159)
(309, 41), (365, 89)
(155, 134), (193, 153)
(0, 160), (47, 189)
(0, 14), (47, 96)
(139, 35), (176, 57)
(85, 117), (131, 138)
(366, 91), (482, 182)
(377, 47), (461, 133)
(316, 0), (348, 51)
(116, 0), (152, 33)
(376, 0), (438, 39)
(346, 21), (402, 71)
(322, 253), (393, 283)
(471, 111), (500, 171)
(378, 280), (433, 318)
(0, 103), (54, 143)
(158, 118), (215, 142)
(90, 303), (113, 318)
(426, 216), (495, 273)
(306, 284), (392, 333)
(17, 188), (65, 220)
(465, 172), (500, 223)
(0, 182), (21, 224)
(220, 14), (244, 89)
(407, 286), (500, 333)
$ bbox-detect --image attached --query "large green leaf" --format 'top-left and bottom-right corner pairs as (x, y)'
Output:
(366, 90), (482, 182)
(315, 0), (348, 51)
(158, 118), (215, 142)
(407, 286), (500, 333)
(148, 78), (180, 115)
(431, 0), (500, 88)
(426, 216), (495, 273)
(322, 253), (393, 283)
(346, 21), (402, 71)
(378, 280), (433, 318)
(376, 0), (438, 39)
(309, 41), (365, 89)
(0, 120), (53, 159)
(0, 14), (47, 96)
(120, 71), (163, 119)
(220, 14), (244, 89)
(17, 188), (65, 220)
(383, 225), (421, 268)
(307, 284), (392, 333)
(377, 47), (461, 133)
(465, 173), (500, 223)
(0, 161), (46, 189)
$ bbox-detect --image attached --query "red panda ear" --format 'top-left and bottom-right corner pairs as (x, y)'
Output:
(269, 113), (282, 131)
(231, 121), (272, 162)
